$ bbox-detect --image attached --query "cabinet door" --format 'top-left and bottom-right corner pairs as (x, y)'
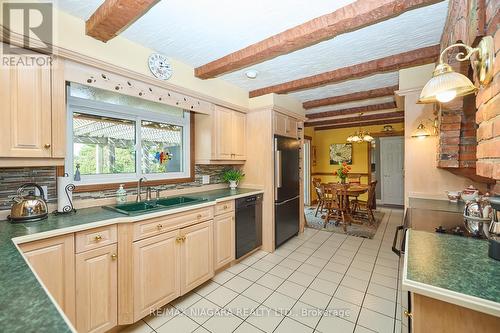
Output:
(231, 112), (246, 160)
(133, 230), (181, 320)
(214, 213), (235, 270)
(76, 244), (118, 333)
(19, 234), (76, 324)
(214, 106), (233, 160)
(0, 59), (52, 157)
(180, 220), (214, 294)
(274, 112), (287, 136)
(286, 118), (298, 138)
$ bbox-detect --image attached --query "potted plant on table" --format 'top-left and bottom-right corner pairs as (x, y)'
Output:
(222, 169), (245, 190)
(333, 162), (351, 184)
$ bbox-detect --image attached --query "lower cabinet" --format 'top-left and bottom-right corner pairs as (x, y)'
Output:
(133, 230), (180, 321)
(75, 244), (118, 333)
(19, 234), (76, 324)
(180, 220), (214, 294)
(214, 212), (235, 270)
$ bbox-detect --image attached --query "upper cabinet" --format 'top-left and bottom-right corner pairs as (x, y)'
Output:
(195, 105), (247, 164)
(0, 53), (66, 165)
(274, 112), (298, 139)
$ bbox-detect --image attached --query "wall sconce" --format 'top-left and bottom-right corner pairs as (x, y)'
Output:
(412, 116), (438, 139)
(419, 36), (494, 103)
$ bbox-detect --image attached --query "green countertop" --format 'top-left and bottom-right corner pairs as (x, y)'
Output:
(404, 229), (500, 316)
(0, 188), (262, 332)
(408, 197), (465, 213)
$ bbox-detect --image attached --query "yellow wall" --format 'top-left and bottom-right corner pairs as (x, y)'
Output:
(309, 123), (404, 201)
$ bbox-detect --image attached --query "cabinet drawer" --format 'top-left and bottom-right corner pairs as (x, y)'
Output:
(133, 208), (214, 241)
(75, 225), (117, 253)
(214, 200), (235, 216)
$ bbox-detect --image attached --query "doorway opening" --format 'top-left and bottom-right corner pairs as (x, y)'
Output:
(371, 136), (404, 206)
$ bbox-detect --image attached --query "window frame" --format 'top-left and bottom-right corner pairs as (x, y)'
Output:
(65, 94), (193, 192)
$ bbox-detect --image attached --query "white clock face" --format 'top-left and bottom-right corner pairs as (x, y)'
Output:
(148, 53), (172, 80)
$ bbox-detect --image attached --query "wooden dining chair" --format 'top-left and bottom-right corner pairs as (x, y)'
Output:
(323, 185), (350, 232)
(348, 175), (361, 185)
(312, 178), (324, 217)
(354, 180), (378, 225)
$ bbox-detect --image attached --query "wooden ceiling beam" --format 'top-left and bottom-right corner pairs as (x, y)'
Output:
(305, 111), (404, 127)
(314, 118), (404, 131)
(307, 102), (398, 120)
(86, 0), (160, 42)
(195, 0), (444, 79)
(303, 85), (398, 109)
(249, 45), (439, 97)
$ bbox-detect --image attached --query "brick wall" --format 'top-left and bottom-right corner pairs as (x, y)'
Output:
(439, 0), (499, 192)
(476, 26), (500, 192)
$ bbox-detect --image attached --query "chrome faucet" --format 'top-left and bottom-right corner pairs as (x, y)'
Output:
(136, 177), (148, 202)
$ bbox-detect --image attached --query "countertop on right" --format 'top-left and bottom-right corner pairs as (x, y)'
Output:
(403, 229), (500, 317)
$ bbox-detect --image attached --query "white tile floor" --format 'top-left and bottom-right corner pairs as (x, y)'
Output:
(121, 208), (403, 333)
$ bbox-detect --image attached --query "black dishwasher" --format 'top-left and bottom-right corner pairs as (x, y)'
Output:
(235, 195), (263, 259)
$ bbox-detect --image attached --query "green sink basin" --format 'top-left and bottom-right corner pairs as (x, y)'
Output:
(105, 196), (207, 215)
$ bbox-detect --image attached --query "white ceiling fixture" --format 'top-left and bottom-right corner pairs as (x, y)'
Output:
(244, 69), (258, 79)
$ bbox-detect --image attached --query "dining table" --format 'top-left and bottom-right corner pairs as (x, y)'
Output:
(321, 182), (369, 224)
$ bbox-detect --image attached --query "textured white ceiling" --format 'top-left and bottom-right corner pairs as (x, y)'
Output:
(221, 1), (448, 91)
(54, 0), (448, 112)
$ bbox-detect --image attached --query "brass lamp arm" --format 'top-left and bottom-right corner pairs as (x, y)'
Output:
(438, 43), (479, 64)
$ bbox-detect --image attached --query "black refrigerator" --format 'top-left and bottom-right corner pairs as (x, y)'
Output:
(274, 136), (300, 248)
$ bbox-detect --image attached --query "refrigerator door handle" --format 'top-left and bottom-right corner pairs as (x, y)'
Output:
(275, 150), (282, 189)
(275, 195), (300, 206)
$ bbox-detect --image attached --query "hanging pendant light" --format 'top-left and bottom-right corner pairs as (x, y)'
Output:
(346, 113), (375, 143)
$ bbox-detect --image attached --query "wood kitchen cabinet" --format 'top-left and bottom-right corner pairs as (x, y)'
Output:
(19, 234), (76, 324)
(274, 111), (298, 139)
(195, 105), (246, 164)
(214, 212), (235, 270)
(0, 51), (65, 165)
(76, 244), (118, 333)
(132, 230), (180, 321)
(180, 220), (214, 294)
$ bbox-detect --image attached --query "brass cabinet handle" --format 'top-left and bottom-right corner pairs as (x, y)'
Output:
(403, 310), (413, 318)
(111, 253), (117, 260)
(197, 214), (202, 219)
(223, 205), (228, 209)
(157, 224), (163, 230)
(182, 236), (186, 241)
(176, 237), (183, 243)
(94, 235), (102, 241)
(44, 143), (51, 149)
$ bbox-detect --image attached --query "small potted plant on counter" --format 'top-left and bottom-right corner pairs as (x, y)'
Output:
(222, 169), (245, 190)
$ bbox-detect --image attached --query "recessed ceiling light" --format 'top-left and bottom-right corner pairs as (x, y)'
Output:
(245, 69), (258, 79)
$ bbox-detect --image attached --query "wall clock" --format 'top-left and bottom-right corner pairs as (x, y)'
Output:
(148, 53), (173, 80)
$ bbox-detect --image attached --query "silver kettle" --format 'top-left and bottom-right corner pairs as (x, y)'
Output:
(8, 183), (49, 222)
(487, 196), (500, 241)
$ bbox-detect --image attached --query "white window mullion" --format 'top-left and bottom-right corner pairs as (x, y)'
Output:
(136, 116), (142, 180)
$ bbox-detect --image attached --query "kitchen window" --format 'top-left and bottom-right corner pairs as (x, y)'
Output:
(66, 83), (192, 187)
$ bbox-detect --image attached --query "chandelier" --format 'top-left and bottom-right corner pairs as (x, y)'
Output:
(346, 114), (375, 143)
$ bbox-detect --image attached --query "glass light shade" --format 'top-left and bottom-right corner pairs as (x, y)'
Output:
(419, 63), (477, 104)
(412, 123), (431, 138)
(363, 134), (374, 142)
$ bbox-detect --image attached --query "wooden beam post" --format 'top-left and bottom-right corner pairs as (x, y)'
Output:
(306, 102), (398, 120)
(305, 110), (405, 127)
(303, 85), (398, 109)
(86, 0), (160, 42)
(195, 0), (444, 78)
(314, 118), (404, 130)
(249, 45), (439, 97)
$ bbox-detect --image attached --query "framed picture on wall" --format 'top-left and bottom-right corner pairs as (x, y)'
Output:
(329, 143), (352, 165)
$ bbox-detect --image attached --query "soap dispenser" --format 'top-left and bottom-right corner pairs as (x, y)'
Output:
(116, 184), (127, 204)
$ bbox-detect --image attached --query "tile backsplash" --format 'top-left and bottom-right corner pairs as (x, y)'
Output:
(0, 165), (232, 210)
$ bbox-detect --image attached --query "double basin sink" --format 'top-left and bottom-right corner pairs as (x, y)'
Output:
(105, 196), (207, 215)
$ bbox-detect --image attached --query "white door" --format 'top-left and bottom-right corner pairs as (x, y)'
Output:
(380, 137), (404, 205)
(303, 139), (311, 206)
